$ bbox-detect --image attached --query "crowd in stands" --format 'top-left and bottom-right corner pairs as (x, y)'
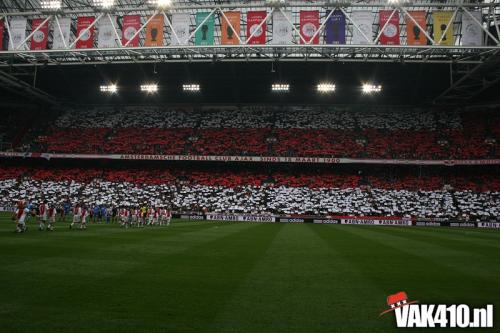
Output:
(9, 106), (498, 160)
(1, 166), (498, 220)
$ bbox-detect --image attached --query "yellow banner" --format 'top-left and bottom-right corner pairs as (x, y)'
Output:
(433, 11), (454, 45)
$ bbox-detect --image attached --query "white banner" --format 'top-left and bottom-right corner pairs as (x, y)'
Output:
(1, 151), (499, 166)
(477, 222), (500, 229)
(341, 218), (412, 226)
(8, 17), (28, 50)
(52, 18), (71, 50)
(171, 13), (190, 45)
(461, 11), (483, 46)
(272, 10), (293, 45)
(206, 213), (275, 222)
(98, 15), (119, 48)
(350, 10), (373, 45)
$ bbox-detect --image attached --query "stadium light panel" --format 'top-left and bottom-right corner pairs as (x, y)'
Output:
(317, 83), (336, 93)
(183, 84), (200, 92)
(141, 84), (158, 93)
(387, 0), (411, 4)
(40, 0), (61, 10)
(147, 0), (172, 8)
(362, 83), (382, 94)
(272, 83), (289, 92)
(92, 0), (114, 8)
(100, 84), (118, 93)
(267, 0), (287, 7)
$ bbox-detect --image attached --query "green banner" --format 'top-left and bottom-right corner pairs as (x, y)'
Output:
(195, 12), (215, 45)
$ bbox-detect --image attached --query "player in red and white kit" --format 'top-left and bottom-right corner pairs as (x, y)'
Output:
(38, 200), (49, 231)
(80, 205), (89, 230)
(153, 207), (161, 226)
(13, 200), (29, 233)
(47, 205), (57, 231)
(70, 204), (81, 229)
(165, 208), (172, 226)
(120, 208), (130, 228)
(147, 206), (155, 226)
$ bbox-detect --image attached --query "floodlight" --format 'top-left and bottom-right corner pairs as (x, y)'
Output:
(317, 83), (336, 93)
(272, 83), (289, 92)
(147, 0), (172, 8)
(387, 0), (411, 4)
(93, 0), (114, 8)
(40, 0), (61, 10)
(361, 83), (382, 94)
(183, 84), (200, 92)
(100, 84), (118, 93)
(267, 0), (287, 7)
(141, 84), (158, 93)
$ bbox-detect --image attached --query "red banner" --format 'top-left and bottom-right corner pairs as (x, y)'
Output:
(76, 16), (95, 49)
(379, 10), (400, 45)
(246, 11), (267, 44)
(300, 10), (320, 44)
(30, 19), (49, 50)
(0, 19), (4, 51)
(122, 15), (141, 47)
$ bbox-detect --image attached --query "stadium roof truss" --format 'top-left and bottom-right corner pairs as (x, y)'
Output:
(0, 0), (498, 67)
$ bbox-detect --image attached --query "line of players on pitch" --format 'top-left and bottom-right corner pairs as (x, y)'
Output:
(13, 200), (172, 233)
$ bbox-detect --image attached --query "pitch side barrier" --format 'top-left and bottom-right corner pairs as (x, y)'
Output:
(175, 213), (499, 229)
(1, 151), (499, 166)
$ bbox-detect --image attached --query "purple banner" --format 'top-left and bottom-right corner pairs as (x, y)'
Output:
(325, 10), (346, 45)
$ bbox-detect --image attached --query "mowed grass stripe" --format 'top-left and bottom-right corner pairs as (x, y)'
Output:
(339, 226), (500, 280)
(0, 221), (281, 333)
(208, 224), (393, 333)
(381, 226), (500, 250)
(326, 226), (500, 309)
(312, 225), (500, 332)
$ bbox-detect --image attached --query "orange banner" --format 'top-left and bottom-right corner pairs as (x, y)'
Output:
(405, 11), (428, 46)
(145, 14), (164, 47)
(221, 11), (240, 45)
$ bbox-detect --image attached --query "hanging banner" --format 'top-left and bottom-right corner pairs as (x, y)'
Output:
(195, 12), (214, 46)
(8, 17), (28, 50)
(30, 18), (49, 50)
(247, 11), (267, 44)
(122, 15), (141, 47)
(433, 11), (454, 45)
(52, 17), (71, 50)
(300, 10), (320, 44)
(144, 14), (164, 47)
(98, 15), (119, 48)
(221, 11), (240, 45)
(171, 13), (190, 45)
(379, 10), (399, 45)
(0, 19), (5, 51)
(325, 10), (346, 45)
(272, 10), (292, 45)
(76, 16), (95, 49)
(350, 11), (373, 45)
(461, 11), (483, 46)
(405, 11), (428, 46)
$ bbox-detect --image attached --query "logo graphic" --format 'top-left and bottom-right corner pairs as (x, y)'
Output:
(380, 291), (418, 316)
(380, 291), (494, 328)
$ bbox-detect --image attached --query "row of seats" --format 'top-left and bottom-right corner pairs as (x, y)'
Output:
(1, 166), (498, 192)
(34, 128), (498, 159)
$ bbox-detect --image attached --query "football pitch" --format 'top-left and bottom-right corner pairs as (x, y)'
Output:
(0, 215), (499, 332)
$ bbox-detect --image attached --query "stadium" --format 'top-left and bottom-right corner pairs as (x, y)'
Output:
(0, 0), (499, 332)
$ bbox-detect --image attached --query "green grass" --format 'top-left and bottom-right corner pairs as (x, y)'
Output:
(0, 214), (499, 332)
